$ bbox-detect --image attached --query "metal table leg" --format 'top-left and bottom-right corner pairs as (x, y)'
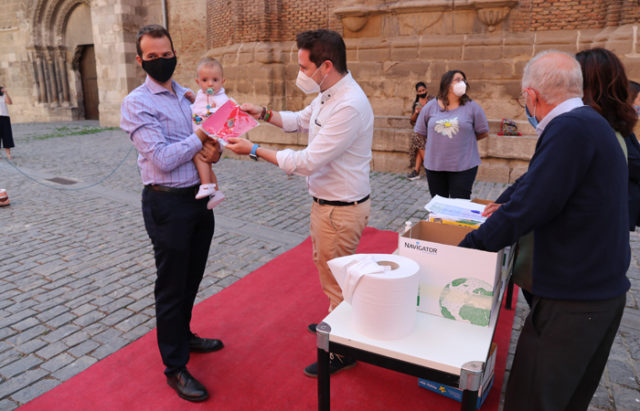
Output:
(505, 277), (514, 310)
(459, 361), (484, 411)
(317, 322), (331, 411)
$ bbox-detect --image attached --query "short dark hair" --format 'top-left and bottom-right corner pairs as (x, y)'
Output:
(576, 48), (637, 136)
(136, 24), (174, 57)
(296, 29), (347, 74)
(437, 70), (471, 109)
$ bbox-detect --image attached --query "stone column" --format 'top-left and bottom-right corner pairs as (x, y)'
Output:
(45, 47), (59, 105)
(29, 48), (45, 103)
(56, 46), (70, 104)
(51, 47), (64, 105)
(41, 49), (52, 104)
(90, 0), (149, 126)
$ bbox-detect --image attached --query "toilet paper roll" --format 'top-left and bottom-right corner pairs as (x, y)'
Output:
(328, 253), (420, 340)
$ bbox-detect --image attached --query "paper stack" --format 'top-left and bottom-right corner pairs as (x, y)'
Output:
(424, 195), (487, 228)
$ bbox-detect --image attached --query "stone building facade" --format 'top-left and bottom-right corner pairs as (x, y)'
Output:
(1, 0), (639, 181)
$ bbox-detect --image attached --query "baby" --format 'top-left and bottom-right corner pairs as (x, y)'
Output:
(191, 57), (229, 209)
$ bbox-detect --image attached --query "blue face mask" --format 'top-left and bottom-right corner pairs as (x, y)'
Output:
(525, 105), (538, 129)
(634, 105), (640, 116)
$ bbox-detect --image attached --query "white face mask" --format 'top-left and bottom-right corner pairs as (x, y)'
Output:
(453, 81), (467, 97)
(295, 65), (326, 94)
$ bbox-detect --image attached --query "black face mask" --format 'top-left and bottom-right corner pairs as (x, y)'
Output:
(141, 56), (177, 83)
(417, 93), (427, 99)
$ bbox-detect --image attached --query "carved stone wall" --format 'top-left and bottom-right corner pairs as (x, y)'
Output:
(0, 0), (161, 125)
(166, 0), (640, 182)
(2, 0), (639, 182)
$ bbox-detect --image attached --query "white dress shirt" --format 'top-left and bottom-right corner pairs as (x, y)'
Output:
(276, 72), (374, 202)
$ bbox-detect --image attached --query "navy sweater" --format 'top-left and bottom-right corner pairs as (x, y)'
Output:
(460, 106), (630, 300)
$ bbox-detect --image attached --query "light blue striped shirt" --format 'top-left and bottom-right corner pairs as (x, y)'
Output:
(121, 76), (203, 187)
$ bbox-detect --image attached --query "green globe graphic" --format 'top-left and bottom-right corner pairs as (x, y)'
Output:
(439, 278), (493, 326)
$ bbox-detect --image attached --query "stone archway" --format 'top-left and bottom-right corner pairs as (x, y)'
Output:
(28, 0), (93, 118)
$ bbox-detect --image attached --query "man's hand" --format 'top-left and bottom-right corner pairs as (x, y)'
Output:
(482, 202), (502, 217)
(225, 137), (253, 155)
(239, 103), (263, 119)
(197, 138), (222, 163)
(185, 90), (195, 103)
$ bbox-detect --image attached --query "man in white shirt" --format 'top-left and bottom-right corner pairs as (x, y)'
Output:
(226, 29), (374, 377)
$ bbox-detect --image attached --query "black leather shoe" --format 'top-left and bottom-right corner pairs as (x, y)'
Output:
(166, 368), (209, 402)
(189, 334), (224, 353)
(303, 353), (356, 378)
(307, 323), (317, 334)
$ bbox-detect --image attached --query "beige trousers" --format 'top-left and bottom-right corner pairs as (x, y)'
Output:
(309, 199), (370, 310)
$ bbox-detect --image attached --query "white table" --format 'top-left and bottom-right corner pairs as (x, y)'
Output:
(316, 276), (511, 410)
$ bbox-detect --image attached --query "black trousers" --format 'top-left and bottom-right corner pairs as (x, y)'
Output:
(141, 187), (214, 374)
(0, 116), (14, 149)
(425, 166), (478, 199)
(504, 293), (626, 411)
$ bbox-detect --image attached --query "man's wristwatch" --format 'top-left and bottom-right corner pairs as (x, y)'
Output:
(249, 143), (260, 161)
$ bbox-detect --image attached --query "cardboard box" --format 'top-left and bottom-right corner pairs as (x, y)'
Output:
(399, 221), (503, 326)
(418, 343), (497, 408)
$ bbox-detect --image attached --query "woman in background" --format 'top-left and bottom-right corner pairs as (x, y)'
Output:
(576, 48), (640, 231)
(0, 86), (14, 159)
(413, 70), (489, 198)
(407, 81), (430, 180)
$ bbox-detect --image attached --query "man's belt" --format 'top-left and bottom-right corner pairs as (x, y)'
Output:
(144, 184), (199, 196)
(312, 194), (370, 207)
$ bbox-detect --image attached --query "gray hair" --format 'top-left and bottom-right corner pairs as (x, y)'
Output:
(522, 50), (583, 105)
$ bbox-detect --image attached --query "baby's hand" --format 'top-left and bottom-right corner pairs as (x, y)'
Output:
(185, 90), (195, 103)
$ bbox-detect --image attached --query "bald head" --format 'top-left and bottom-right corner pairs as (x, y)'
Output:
(522, 50), (583, 105)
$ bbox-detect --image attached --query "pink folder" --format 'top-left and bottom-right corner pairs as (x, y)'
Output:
(200, 100), (259, 142)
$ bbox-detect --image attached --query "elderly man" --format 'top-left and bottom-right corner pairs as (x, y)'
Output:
(459, 50), (630, 410)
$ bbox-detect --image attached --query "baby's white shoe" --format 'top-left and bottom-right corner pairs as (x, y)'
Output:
(196, 183), (217, 199)
(207, 190), (225, 210)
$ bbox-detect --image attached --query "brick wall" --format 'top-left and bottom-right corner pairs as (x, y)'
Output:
(207, 0), (341, 48)
(509, 0), (640, 32)
(279, 0), (342, 39)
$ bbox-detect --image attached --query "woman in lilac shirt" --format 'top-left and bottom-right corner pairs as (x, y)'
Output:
(414, 70), (489, 199)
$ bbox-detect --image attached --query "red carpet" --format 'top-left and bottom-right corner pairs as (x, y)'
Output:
(21, 227), (517, 411)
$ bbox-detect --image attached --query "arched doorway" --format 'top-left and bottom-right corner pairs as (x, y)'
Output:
(79, 44), (99, 120)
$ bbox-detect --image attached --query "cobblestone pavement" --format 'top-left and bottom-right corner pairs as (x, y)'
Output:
(0, 121), (638, 410)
